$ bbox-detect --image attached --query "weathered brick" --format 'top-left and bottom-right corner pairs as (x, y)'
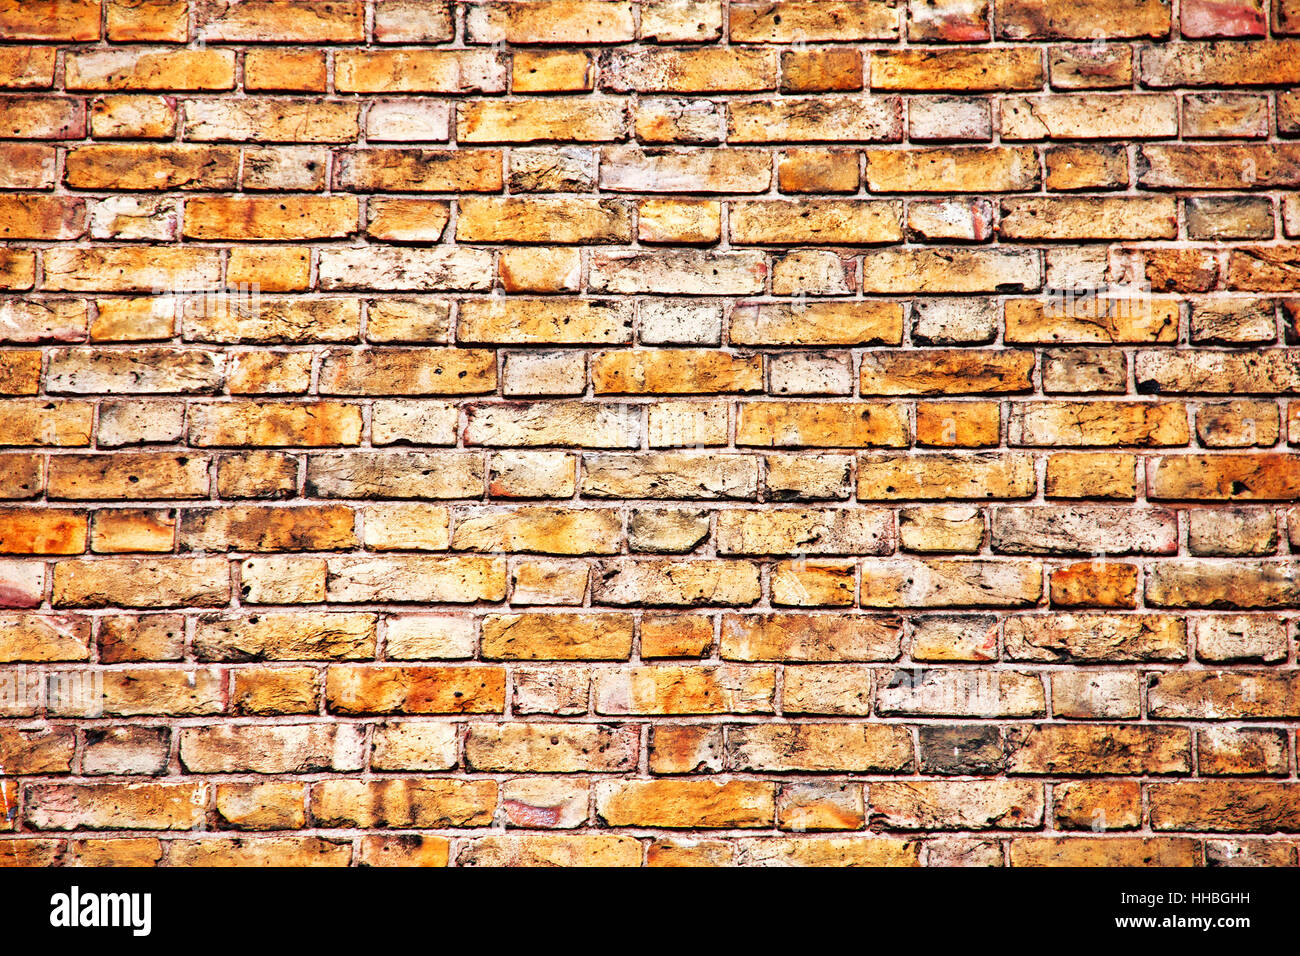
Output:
(861, 560), (1043, 608)
(996, 0), (1172, 38)
(733, 723), (912, 773)
(594, 665), (775, 714)
(326, 665), (506, 714)
(857, 452), (1036, 500)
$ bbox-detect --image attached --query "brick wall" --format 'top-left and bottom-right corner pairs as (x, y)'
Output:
(1, 0), (1298, 868)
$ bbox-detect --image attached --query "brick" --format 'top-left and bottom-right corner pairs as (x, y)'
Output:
(90, 96), (178, 140)
(0, 613), (91, 662)
(991, 505), (1176, 555)
(337, 51), (505, 94)
(777, 149), (860, 193)
(52, 558), (230, 608)
(1141, 40), (1300, 87)
(513, 51), (594, 93)
(498, 249), (582, 294)
(0, 400), (94, 446)
(594, 665), (775, 714)
(458, 834), (640, 867)
(67, 50), (235, 91)
(1190, 298), (1277, 342)
(728, 95), (902, 143)
(0, 48), (57, 89)
(1008, 838), (1197, 867)
(876, 666), (1045, 715)
(1005, 297), (1177, 344)
(731, 302), (902, 347)
(383, 613), (474, 660)
(457, 197), (630, 244)
(467, 1), (632, 42)
(597, 779), (774, 828)
(731, 724), (913, 772)
(326, 665), (505, 715)
(1188, 508), (1278, 556)
(1050, 561), (1138, 609)
(479, 611), (630, 660)
(374, 0), (454, 42)
(600, 146), (771, 193)
(1048, 45), (1133, 89)
(196, 1), (363, 42)
(180, 724), (364, 773)
(25, 783), (204, 831)
(861, 350), (1033, 395)
(169, 837), (351, 867)
(1198, 727), (1289, 775)
(603, 47), (777, 93)
(1000, 95), (1177, 140)
(326, 555), (506, 604)
(771, 560), (856, 606)
(857, 452), (1036, 500)
(738, 402), (908, 448)
(0, 1), (100, 40)
(861, 249), (1040, 293)
(47, 347), (222, 394)
(312, 778), (496, 828)
(232, 668), (318, 715)
(319, 348), (495, 396)
(899, 506), (986, 551)
(861, 560), (1043, 608)
(1001, 197), (1176, 240)
(1151, 783), (1300, 832)
(1147, 454), (1300, 501)
(871, 49), (1043, 90)
(0, 196), (85, 240)
(245, 51), (327, 92)
(317, 248), (494, 292)
(97, 614), (184, 663)
(1053, 780), (1141, 830)
(995, 0), (1172, 38)
(1045, 145), (1128, 190)
(6, 0), (1298, 861)
(43, 248), (224, 292)
(90, 508), (175, 555)
(0, 144), (55, 188)
(581, 453), (756, 499)
(872, 781), (1043, 829)
(337, 149), (503, 192)
(307, 452), (481, 499)
(721, 613), (900, 661)
(467, 722), (636, 772)
(1138, 144), (1300, 189)
(1004, 613), (1185, 662)
(459, 98), (626, 142)
(189, 402), (363, 447)
(717, 508), (891, 556)
(782, 49), (864, 93)
(216, 783), (306, 830)
(184, 100), (357, 143)
(1008, 401), (1189, 446)
(731, 200), (902, 245)
(184, 197), (357, 241)
(1146, 560), (1300, 609)
(731, 1), (897, 41)
(918, 725), (1004, 774)
(1005, 724), (1190, 774)
(635, 97), (724, 143)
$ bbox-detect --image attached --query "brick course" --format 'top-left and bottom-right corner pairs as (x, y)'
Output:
(0, 0), (1298, 868)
